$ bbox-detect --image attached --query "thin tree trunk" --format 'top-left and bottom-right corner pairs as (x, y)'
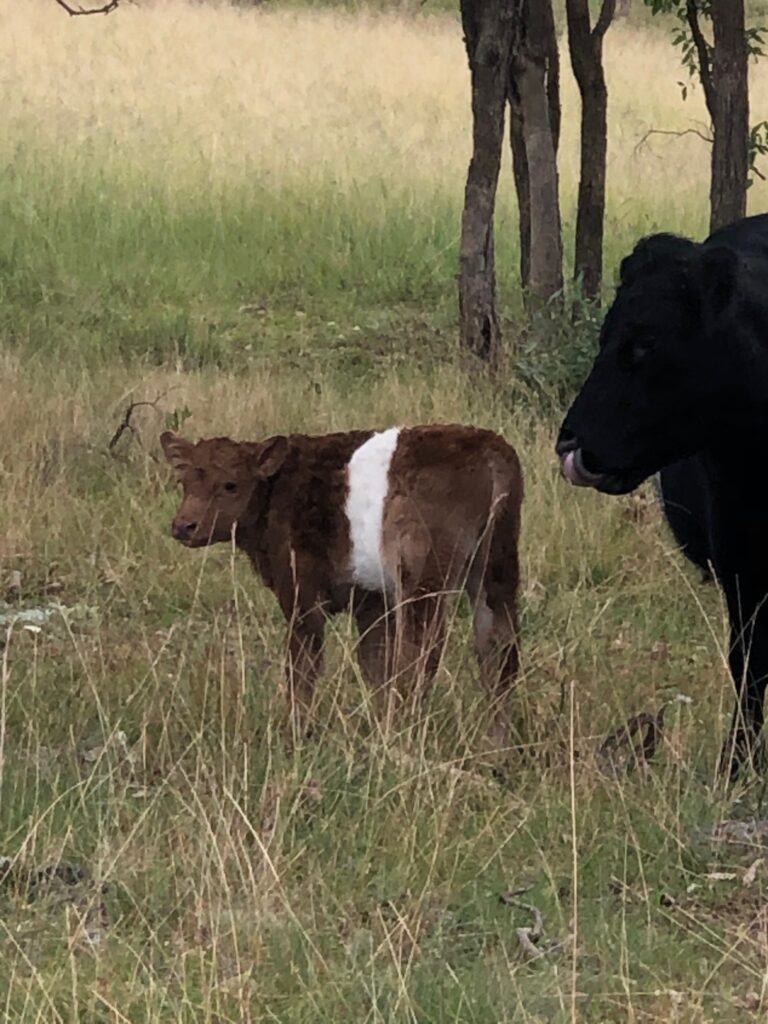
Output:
(709, 0), (748, 231)
(566, 0), (615, 301)
(458, 0), (515, 363)
(509, 97), (531, 292)
(510, 0), (562, 306)
(509, 0), (558, 297)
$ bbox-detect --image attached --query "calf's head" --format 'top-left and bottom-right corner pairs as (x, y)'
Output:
(557, 231), (742, 494)
(160, 431), (288, 546)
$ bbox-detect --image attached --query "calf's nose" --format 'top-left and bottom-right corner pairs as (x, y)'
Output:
(171, 519), (197, 542)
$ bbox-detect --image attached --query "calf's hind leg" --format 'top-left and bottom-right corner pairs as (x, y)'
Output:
(469, 582), (519, 746)
(467, 503), (521, 747)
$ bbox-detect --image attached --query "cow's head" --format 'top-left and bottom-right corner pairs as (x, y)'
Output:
(160, 432), (289, 546)
(556, 231), (743, 494)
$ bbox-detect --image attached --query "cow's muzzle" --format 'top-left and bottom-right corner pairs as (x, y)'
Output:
(556, 432), (606, 488)
(555, 433), (647, 496)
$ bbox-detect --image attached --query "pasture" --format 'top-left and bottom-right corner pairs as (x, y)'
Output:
(2, 1), (768, 1020)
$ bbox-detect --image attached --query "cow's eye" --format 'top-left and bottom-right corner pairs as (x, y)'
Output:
(633, 343), (649, 363)
(630, 337), (654, 367)
(224, 482), (237, 493)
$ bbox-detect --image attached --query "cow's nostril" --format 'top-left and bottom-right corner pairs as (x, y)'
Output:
(555, 430), (579, 456)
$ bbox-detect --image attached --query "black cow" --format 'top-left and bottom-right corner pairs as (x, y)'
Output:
(556, 213), (768, 778)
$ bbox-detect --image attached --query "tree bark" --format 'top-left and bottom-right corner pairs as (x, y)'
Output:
(509, 0), (559, 296)
(709, 0), (748, 231)
(509, 97), (531, 292)
(509, 0), (563, 306)
(458, 0), (515, 363)
(566, 0), (615, 300)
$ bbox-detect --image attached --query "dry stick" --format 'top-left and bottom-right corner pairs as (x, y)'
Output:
(53, 0), (120, 14)
(598, 707), (667, 769)
(514, 900), (544, 960)
(634, 127), (713, 155)
(500, 890), (565, 961)
(107, 388), (178, 456)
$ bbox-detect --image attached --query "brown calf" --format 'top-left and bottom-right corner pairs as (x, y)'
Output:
(161, 424), (523, 738)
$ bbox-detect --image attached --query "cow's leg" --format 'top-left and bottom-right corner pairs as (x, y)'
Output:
(285, 606), (325, 739)
(470, 587), (519, 747)
(466, 496), (521, 748)
(353, 589), (396, 694)
(390, 587), (447, 712)
(720, 581), (768, 778)
(466, 575), (520, 749)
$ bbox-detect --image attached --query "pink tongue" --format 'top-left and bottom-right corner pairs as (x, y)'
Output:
(560, 451), (581, 485)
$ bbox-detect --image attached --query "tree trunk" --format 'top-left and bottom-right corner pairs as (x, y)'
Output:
(566, 0), (615, 301)
(458, 0), (515, 363)
(509, 0), (558, 296)
(709, 0), (748, 232)
(509, 96), (531, 292)
(510, 0), (563, 306)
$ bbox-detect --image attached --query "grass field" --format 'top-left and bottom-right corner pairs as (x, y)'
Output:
(3, 1), (768, 1020)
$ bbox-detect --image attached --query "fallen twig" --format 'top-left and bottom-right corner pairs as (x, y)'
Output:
(500, 890), (567, 961)
(598, 706), (666, 773)
(704, 820), (768, 846)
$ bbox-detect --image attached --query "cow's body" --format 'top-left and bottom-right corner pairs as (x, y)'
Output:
(556, 213), (768, 777)
(162, 424), (523, 737)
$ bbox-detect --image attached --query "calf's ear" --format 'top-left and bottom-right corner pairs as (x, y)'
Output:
(254, 435), (289, 478)
(160, 431), (194, 473)
(694, 245), (739, 320)
(619, 232), (696, 286)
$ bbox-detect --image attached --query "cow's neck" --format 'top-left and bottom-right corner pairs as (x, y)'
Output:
(235, 475), (279, 586)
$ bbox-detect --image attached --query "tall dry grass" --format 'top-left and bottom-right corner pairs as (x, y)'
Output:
(0, 342), (745, 1021)
(7, 0), (767, 208)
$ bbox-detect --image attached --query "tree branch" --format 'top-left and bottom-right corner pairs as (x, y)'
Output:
(54, 0), (120, 15)
(686, 0), (715, 117)
(108, 387), (178, 457)
(634, 126), (714, 154)
(593, 0), (617, 42)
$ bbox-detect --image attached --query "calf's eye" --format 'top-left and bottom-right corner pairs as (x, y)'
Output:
(224, 482), (237, 493)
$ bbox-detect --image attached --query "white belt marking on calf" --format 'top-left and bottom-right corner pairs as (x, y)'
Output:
(346, 427), (400, 595)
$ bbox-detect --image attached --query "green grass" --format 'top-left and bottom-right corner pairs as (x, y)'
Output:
(0, 145), (720, 369)
(2, 2), (768, 1020)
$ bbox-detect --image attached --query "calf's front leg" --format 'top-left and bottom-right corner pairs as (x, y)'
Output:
(284, 607), (325, 739)
(273, 555), (329, 739)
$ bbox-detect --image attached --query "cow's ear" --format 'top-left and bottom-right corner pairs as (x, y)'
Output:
(254, 435), (289, 479)
(160, 432), (194, 473)
(619, 232), (697, 286)
(695, 245), (739, 320)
